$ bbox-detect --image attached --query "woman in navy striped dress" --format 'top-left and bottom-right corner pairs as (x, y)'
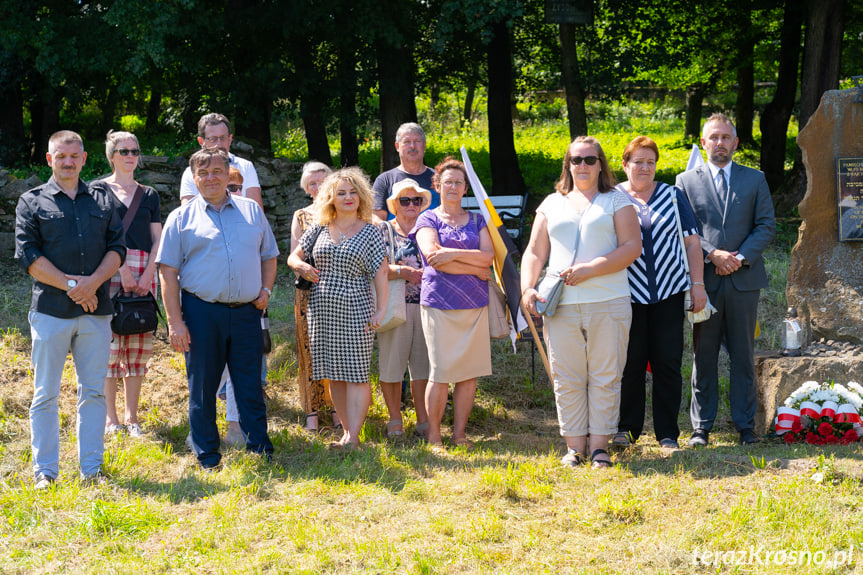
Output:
(614, 137), (707, 450)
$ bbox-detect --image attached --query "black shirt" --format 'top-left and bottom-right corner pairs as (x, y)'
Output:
(92, 181), (162, 252)
(15, 177), (127, 318)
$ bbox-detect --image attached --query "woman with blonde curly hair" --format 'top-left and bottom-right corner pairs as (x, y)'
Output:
(288, 167), (388, 449)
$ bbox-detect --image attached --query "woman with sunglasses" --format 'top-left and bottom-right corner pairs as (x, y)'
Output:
(93, 131), (162, 438)
(520, 136), (641, 469)
(376, 179), (433, 440)
(613, 136), (706, 451)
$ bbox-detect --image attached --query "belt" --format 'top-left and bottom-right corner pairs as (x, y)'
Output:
(183, 290), (253, 308)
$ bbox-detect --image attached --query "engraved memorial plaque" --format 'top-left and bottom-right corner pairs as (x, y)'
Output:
(545, 0), (593, 25)
(837, 157), (863, 241)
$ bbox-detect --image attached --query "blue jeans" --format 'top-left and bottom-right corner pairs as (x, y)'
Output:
(29, 311), (111, 479)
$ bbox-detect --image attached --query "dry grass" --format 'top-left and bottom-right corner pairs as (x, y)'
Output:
(2, 238), (863, 574)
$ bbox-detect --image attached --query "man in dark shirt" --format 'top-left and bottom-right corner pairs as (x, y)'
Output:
(14, 130), (126, 489)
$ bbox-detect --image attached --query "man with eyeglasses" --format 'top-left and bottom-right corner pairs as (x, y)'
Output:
(15, 130), (126, 489)
(372, 123), (440, 221)
(179, 113), (262, 208)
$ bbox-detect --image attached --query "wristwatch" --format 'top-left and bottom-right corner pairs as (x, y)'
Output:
(262, 287), (272, 296)
(66, 279), (78, 291)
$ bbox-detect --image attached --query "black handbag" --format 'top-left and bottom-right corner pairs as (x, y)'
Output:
(111, 291), (162, 335)
(294, 225), (324, 290)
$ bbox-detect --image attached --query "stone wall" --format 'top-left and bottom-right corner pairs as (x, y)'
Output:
(0, 143), (309, 260)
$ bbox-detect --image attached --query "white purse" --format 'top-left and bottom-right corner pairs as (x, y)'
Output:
(373, 221), (407, 333)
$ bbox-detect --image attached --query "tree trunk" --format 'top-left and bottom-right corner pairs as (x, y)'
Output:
(759, 0), (804, 195)
(684, 84), (706, 139)
(559, 23), (588, 139)
(145, 87), (162, 135)
(29, 79), (60, 164)
(0, 63), (26, 165)
(377, 39), (416, 172)
(301, 98), (333, 167)
(734, 4), (755, 147)
(100, 86), (119, 139)
(463, 78), (476, 124)
(487, 21), (526, 196)
(237, 96), (272, 155)
(782, 0), (847, 213)
(798, 0), (845, 131)
(337, 44), (359, 167)
(294, 39), (332, 166)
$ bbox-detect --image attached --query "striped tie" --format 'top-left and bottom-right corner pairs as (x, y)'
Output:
(717, 169), (728, 207)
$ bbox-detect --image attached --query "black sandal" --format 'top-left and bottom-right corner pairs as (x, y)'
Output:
(561, 449), (584, 468)
(331, 409), (343, 430)
(590, 448), (612, 469)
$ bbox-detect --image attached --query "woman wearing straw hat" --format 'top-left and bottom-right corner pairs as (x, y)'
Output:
(377, 179), (433, 440)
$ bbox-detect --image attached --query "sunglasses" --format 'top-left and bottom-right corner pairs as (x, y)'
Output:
(569, 155), (598, 166)
(116, 148), (141, 157)
(227, 184), (242, 194)
(398, 197), (424, 207)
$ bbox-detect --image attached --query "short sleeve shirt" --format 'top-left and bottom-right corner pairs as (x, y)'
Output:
(156, 194), (278, 303)
(537, 189), (636, 305)
(372, 167), (439, 219)
(618, 182), (699, 304)
(411, 210), (488, 310)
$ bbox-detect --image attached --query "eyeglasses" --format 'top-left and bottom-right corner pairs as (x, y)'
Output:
(569, 156), (599, 166)
(440, 180), (466, 188)
(398, 197), (424, 207)
(116, 148), (140, 157)
(226, 184), (242, 194)
(204, 135), (230, 144)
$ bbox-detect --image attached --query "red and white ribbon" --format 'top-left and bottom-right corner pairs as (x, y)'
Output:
(820, 400), (838, 420)
(834, 403), (861, 423)
(775, 407), (800, 434)
(800, 401), (821, 419)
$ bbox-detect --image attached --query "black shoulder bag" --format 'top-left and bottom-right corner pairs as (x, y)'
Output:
(294, 224), (324, 290)
(111, 186), (163, 335)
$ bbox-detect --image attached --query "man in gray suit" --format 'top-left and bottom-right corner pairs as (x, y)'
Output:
(675, 113), (775, 446)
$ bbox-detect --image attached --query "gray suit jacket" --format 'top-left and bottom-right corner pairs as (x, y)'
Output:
(675, 162), (775, 292)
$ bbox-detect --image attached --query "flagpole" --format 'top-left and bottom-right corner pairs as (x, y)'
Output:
(520, 302), (552, 382)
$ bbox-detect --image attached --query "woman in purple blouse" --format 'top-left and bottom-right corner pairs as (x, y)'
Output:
(412, 157), (494, 451)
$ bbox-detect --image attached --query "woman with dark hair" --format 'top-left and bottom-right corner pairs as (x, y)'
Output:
(96, 131), (161, 438)
(288, 167), (388, 449)
(412, 157), (494, 451)
(614, 136), (706, 450)
(520, 136), (641, 469)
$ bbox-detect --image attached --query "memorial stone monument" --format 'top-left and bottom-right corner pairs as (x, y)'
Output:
(755, 87), (863, 433)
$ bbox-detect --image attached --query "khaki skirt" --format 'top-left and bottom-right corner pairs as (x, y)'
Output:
(421, 306), (492, 383)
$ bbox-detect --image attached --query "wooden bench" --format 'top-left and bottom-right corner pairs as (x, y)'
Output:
(462, 192), (529, 249)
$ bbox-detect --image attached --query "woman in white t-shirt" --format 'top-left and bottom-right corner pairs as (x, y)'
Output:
(520, 136), (641, 469)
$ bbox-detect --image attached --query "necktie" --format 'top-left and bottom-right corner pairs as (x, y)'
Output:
(717, 169), (728, 207)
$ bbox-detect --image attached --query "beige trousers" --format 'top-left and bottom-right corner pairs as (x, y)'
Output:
(543, 297), (632, 436)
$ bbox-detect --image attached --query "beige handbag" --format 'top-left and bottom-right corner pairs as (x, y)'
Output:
(373, 222), (407, 333)
(488, 276), (510, 339)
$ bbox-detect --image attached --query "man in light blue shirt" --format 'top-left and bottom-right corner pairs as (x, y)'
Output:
(157, 148), (277, 469)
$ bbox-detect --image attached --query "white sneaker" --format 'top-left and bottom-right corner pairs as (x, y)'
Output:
(105, 423), (125, 436)
(126, 423), (144, 438)
(185, 432), (194, 451)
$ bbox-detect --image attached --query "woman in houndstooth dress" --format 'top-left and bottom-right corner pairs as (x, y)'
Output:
(289, 167), (388, 449)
